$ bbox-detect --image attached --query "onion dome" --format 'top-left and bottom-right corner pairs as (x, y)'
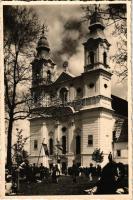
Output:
(36, 25), (50, 52)
(36, 36), (50, 52)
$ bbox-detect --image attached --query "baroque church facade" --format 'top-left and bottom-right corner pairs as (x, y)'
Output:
(29, 10), (128, 169)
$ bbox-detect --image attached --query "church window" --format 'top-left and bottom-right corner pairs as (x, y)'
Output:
(62, 127), (67, 133)
(77, 87), (81, 93)
(76, 135), (81, 154)
(59, 87), (68, 103)
(34, 140), (38, 150)
(103, 52), (107, 65)
(89, 51), (94, 65)
(49, 138), (53, 155)
(104, 84), (108, 88)
(89, 83), (94, 88)
(88, 135), (93, 146)
(62, 136), (66, 154)
(117, 150), (121, 157)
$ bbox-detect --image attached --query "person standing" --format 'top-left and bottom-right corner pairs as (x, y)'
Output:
(108, 152), (113, 162)
(72, 160), (78, 183)
(51, 164), (59, 183)
(96, 164), (102, 180)
(39, 163), (45, 181)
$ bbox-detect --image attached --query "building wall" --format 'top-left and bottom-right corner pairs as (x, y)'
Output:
(114, 142), (128, 164)
(99, 111), (113, 165)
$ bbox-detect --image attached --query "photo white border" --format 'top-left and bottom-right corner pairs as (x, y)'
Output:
(0, 1), (132, 199)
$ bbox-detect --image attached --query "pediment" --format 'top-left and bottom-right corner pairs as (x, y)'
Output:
(55, 71), (74, 83)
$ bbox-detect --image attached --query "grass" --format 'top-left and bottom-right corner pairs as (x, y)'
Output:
(16, 175), (97, 195)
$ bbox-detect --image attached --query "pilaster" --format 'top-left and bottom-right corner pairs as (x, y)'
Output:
(41, 122), (49, 167)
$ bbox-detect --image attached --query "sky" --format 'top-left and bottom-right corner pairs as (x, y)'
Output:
(8, 4), (128, 147)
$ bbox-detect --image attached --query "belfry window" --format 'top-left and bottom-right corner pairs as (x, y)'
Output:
(49, 138), (53, 155)
(47, 70), (51, 82)
(76, 135), (81, 154)
(103, 52), (107, 65)
(59, 87), (68, 103)
(89, 51), (94, 65)
(62, 136), (66, 154)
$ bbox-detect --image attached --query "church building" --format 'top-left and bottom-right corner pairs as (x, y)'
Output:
(29, 9), (128, 170)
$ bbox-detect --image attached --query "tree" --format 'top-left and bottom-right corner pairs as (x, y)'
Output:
(4, 5), (41, 170)
(82, 4), (127, 80)
(12, 129), (29, 166)
(92, 148), (104, 164)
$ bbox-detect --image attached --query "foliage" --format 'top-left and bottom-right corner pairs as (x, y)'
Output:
(92, 148), (104, 163)
(12, 129), (29, 165)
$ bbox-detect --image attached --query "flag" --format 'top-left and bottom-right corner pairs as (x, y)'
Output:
(55, 140), (63, 151)
(42, 143), (49, 156)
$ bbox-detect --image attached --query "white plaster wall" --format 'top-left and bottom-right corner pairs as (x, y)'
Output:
(99, 111), (113, 165)
(82, 112), (99, 155)
(30, 122), (42, 157)
(114, 142), (128, 164)
(83, 75), (99, 98)
(99, 74), (111, 98)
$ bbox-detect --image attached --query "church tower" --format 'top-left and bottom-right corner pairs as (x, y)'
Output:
(29, 26), (57, 166)
(84, 7), (110, 71)
(81, 7), (114, 166)
(31, 26), (56, 104)
(82, 7), (112, 104)
(32, 26), (56, 87)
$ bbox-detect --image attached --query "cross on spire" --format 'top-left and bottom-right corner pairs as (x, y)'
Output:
(94, 4), (100, 12)
(41, 24), (48, 37)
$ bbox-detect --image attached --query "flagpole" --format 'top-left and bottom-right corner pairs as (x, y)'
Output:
(37, 138), (45, 166)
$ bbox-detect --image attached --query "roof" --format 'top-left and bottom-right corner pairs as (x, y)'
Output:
(113, 118), (128, 143)
(112, 95), (128, 143)
(111, 95), (128, 117)
(54, 71), (75, 83)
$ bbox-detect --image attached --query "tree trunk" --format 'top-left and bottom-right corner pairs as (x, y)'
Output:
(6, 111), (14, 171)
(6, 51), (18, 171)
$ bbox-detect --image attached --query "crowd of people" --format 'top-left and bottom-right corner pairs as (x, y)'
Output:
(5, 155), (128, 195)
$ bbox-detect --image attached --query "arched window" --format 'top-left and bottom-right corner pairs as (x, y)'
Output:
(59, 87), (68, 103)
(49, 138), (53, 155)
(103, 52), (107, 65)
(76, 135), (81, 155)
(62, 136), (66, 154)
(47, 70), (51, 82)
(89, 51), (94, 65)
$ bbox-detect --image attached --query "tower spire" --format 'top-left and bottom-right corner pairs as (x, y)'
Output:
(36, 24), (50, 53)
(42, 24), (45, 35)
(41, 24), (48, 37)
(89, 5), (105, 31)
